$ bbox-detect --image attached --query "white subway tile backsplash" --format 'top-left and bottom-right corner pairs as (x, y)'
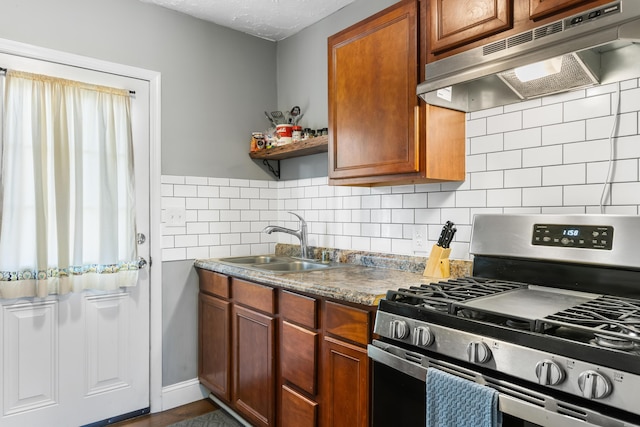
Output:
(403, 193), (428, 208)
(486, 189), (521, 207)
(504, 168), (541, 188)
(587, 159), (639, 184)
(523, 145), (563, 167)
(487, 150), (522, 170)
(161, 175), (185, 184)
(564, 94), (610, 122)
(470, 171), (503, 189)
(542, 164), (586, 186)
(186, 176), (208, 185)
(523, 103), (562, 128)
(542, 121), (585, 146)
(563, 184), (603, 206)
(455, 190), (487, 207)
(504, 128), (541, 150)
(174, 185), (197, 197)
(428, 191), (455, 208)
(470, 134), (504, 154)
(611, 182), (640, 205)
(522, 186), (563, 207)
(466, 118), (486, 138)
(621, 88), (640, 113)
(466, 154), (487, 172)
(487, 111), (522, 134)
(470, 106), (503, 119)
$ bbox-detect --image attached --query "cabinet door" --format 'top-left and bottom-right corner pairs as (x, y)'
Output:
(233, 305), (275, 427)
(198, 293), (231, 402)
(328, 0), (419, 180)
(322, 336), (369, 427)
(429, 0), (512, 54)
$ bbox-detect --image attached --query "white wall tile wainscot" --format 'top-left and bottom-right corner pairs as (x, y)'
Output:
(161, 79), (640, 262)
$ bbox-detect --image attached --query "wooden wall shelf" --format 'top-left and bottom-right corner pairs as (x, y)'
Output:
(249, 135), (328, 160)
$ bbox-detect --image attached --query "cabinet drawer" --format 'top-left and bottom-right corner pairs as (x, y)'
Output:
(324, 301), (370, 346)
(233, 278), (275, 314)
(281, 321), (318, 395)
(198, 269), (230, 298)
(281, 385), (317, 427)
(280, 290), (317, 329)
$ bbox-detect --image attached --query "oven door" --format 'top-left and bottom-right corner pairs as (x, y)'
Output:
(368, 340), (637, 427)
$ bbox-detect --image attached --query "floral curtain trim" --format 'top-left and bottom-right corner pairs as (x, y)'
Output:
(0, 261), (140, 282)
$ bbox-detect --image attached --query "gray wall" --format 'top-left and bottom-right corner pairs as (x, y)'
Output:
(277, 0), (398, 180)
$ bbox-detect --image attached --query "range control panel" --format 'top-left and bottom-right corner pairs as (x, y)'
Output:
(532, 224), (613, 250)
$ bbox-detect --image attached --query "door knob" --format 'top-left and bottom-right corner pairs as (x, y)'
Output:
(137, 256), (148, 269)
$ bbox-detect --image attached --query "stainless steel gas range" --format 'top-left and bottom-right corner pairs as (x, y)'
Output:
(369, 214), (640, 427)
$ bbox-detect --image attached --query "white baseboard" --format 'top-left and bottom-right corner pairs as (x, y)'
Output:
(161, 378), (209, 411)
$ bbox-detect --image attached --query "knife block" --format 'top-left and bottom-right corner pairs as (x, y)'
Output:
(423, 245), (451, 278)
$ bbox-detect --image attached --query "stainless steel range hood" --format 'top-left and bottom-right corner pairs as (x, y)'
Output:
(418, 0), (640, 112)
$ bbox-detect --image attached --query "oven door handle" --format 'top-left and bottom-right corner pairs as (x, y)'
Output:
(368, 343), (427, 381)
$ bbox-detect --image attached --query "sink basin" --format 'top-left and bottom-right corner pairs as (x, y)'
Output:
(256, 260), (331, 272)
(216, 255), (347, 274)
(218, 255), (290, 264)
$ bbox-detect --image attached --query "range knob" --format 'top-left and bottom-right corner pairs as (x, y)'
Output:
(578, 370), (612, 399)
(412, 326), (434, 347)
(390, 319), (409, 339)
(467, 341), (492, 364)
(535, 360), (565, 385)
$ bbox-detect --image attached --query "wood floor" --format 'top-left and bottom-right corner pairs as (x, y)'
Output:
(111, 399), (219, 427)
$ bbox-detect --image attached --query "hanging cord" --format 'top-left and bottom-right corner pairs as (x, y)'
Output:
(599, 81), (622, 214)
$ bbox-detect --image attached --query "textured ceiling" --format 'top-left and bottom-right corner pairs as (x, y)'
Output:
(139, 0), (356, 41)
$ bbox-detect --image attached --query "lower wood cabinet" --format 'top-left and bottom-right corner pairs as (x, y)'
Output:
(233, 304), (276, 427)
(198, 293), (231, 402)
(197, 268), (375, 427)
(322, 336), (370, 427)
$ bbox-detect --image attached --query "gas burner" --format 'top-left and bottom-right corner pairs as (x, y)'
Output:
(505, 319), (531, 330)
(420, 301), (448, 312)
(592, 333), (638, 351)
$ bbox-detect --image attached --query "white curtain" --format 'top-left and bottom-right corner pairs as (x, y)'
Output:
(0, 70), (138, 299)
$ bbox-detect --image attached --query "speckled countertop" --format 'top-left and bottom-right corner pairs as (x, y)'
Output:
(194, 244), (472, 306)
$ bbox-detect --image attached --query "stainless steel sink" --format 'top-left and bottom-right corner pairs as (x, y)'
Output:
(255, 260), (331, 272)
(216, 255), (346, 273)
(218, 255), (290, 264)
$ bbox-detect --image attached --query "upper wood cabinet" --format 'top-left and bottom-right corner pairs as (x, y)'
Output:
(328, 0), (465, 186)
(429, 0), (512, 54)
(427, 0), (612, 60)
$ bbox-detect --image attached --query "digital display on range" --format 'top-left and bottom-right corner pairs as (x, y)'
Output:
(532, 224), (613, 250)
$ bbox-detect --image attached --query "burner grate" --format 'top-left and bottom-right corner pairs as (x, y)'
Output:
(387, 277), (526, 313)
(540, 296), (640, 345)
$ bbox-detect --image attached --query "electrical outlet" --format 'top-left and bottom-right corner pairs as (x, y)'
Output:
(412, 225), (428, 253)
(166, 207), (186, 226)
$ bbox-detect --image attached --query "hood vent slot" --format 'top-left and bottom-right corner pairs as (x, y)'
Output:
(483, 40), (507, 56)
(535, 21), (564, 39)
(508, 32), (533, 48)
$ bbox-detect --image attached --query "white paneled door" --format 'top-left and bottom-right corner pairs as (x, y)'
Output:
(0, 52), (150, 427)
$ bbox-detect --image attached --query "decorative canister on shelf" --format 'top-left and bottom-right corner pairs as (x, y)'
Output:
(275, 124), (293, 145)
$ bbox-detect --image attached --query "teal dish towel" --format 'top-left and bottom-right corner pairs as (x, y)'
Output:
(426, 367), (501, 427)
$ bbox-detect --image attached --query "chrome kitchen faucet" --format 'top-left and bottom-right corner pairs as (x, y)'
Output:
(263, 212), (309, 259)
